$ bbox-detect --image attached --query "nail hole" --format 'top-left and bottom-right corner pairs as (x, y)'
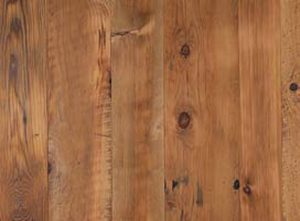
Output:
(178, 112), (191, 129)
(290, 82), (298, 91)
(233, 179), (240, 190)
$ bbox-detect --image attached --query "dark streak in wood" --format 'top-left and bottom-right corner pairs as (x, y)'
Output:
(48, 162), (52, 174)
(196, 182), (203, 207)
(180, 209), (184, 221)
(10, 17), (22, 34)
(108, 70), (112, 98)
(22, 110), (27, 125)
(9, 54), (18, 78)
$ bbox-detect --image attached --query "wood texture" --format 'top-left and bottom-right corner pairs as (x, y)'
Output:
(164, 0), (241, 220)
(239, 0), (282, 220)
(47, 0), (112, 220)
(1, 0), (299, 220)
(0, 0), (48, 220)
(111, 0), (164, 220)
(281, 0), (300, 220)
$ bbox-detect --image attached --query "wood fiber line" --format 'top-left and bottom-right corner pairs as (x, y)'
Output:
(47, 0), (112, 220)
(281, 0), (300, 220)
(0, 0), (48, 220)
(239, 0), (282, 220)
(164, 0), (241, 220)
(111, 0), (164, 220)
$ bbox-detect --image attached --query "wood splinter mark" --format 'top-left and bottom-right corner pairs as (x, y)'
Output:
(172, 175), (189, 191)
(111, 17), (155, 38)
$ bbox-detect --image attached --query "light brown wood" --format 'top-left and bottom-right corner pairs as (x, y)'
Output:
(164, 0), (241, 220)
(111, 0), (164, 220)
(281, 0), (300, 220)
(47, 0), (112, 220)
(239, 0), (282, 220)
(0, 0), (48, 220)
(0, 1), (298, 220)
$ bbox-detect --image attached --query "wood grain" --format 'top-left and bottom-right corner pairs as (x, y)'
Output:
(164, 0), (241, 220)
(47, 0), (112, 220)
(239, 0), (282, 220)
(281, 0), (300, 220)
(111, 0), (164, 220)
(0, 0), (48, 220)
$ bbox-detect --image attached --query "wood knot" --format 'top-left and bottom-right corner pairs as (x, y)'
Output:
(243, 184), (251, 195)
(290, 82), (298, 91)
(178, 112), (191, 129)
(180, 44), (190, 58)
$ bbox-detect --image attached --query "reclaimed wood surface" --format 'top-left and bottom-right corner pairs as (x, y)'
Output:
(0, 0), (48, 220)
(164, 0), (241, 220)
(281, 0), (300, 220)
(47, 0), (112, 220)
(239, 0), (282, 220)
(111, 0), (164, 220)
(1, 0), (300, 220)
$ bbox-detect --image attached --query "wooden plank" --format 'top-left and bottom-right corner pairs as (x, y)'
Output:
(47, 0), (112, 220)
(111, 0), (164, 220)
(238, 0), (282, 220)
(0, 0), (48, 220)
(281, 0), (300, 220)
(164, 0), (241, 220)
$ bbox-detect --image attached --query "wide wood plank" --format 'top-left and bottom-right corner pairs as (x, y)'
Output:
(164, 0), (241, 220)
(111, 0), (164, 220)
(0, 0), (48, 220)
(47, 0), (112, 220)
(281, 0), (300, 220)
(238, 0), (282, 220)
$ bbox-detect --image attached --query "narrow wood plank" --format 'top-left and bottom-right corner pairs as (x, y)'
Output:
(111, 0), (164, 220)
(238, 0), (282, 220)
(0, 0), (48, 220)
(47, 0), (112, 220)
(281, 0), (300, 220)
(164, 0), (241, 220)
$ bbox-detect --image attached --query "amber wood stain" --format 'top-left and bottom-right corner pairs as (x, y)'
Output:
(0, 0), (299, 220)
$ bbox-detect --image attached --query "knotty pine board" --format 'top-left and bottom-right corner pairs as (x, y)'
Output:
(0, 0), (299, 220)
(164, 0), (241, 220)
